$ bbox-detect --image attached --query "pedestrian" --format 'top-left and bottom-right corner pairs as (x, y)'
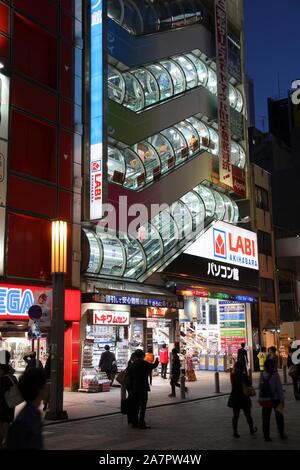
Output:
(144, 347), (155, 386)
(6, 367), (47, 449)
(23, 351), (43, 370)
(0, 351), (19, 448)
(237, 343), (248, 373)
(99, 345), (117, 385)
(43, 349), (51, 411)
(159, 343), (169, 379)
(259, 358), (287, 442)
(227, 360), (257, 438)
(287, 347), (300, 400)
(126, 349), (159, 429)
(257, 347), (268, 372)
(169, 348), (188, 397)
(267, 346), (279, 371)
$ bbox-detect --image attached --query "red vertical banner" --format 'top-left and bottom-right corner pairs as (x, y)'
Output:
(215, 0), (233, 189)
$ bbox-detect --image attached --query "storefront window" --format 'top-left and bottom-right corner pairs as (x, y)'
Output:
(100, 236), (125, 276)
(172, 55), (198, 90)
(131, 68), (160, 106)
(108, 146), (126, 185)
(147, 133), (175, 174)
(151, 210), (179, 252)
(193, 185), (216, 218)
(122, 71), (144, 111)
(123, 148), (145, 189)
(132, 141), (160, 183)
(160, 59), (186, 95)
(108, 65), (125, 104)
(185, 53), (208, 86)
(161, 127), (188, 164)
(180, 191), (205, 231)
(146, 63), (173, 100)
(175, 121), (200, 156)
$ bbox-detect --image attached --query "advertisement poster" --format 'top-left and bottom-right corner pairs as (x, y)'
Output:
(219, 301), (246, 356)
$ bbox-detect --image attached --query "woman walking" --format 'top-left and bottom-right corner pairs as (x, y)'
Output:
(228, 361), (257, 438)
(259, 358), (287, 441)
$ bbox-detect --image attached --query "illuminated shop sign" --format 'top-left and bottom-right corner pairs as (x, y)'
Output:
(146, 308), (167, 318)
(0, 285), (52, 324)
(185, 221), (259, 270)
(215, 0), (233, 189)
(82, 293), (184, 309)
(90, 0), (103, 220)
(179, 289), (257, 304)
(93, 310), (130, 325)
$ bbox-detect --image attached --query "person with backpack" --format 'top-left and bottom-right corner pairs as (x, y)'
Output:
(227, 360), (257, 438)
(259, 358), (287, 441)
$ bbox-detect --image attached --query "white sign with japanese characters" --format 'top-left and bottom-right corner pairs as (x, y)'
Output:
(185, 221), (259, 270)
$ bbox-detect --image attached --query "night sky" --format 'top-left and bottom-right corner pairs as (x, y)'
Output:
(244, 0), (300, 131)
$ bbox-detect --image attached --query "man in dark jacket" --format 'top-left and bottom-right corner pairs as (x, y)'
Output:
(169, 348), (186, 397)
(99, 345), (117, 385)
(126, 349), (159, 429)
(6, 367), (46, 449)
(237, 343), (248, 372)
(23, 352), (43, 370)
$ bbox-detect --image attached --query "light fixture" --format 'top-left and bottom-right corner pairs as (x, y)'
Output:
(51, 220), (67, 273)
(0, 61), (4, 70)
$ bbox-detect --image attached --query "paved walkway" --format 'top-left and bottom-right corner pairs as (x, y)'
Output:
(44, 387), (300, 450)
(42, 370), (267, 423)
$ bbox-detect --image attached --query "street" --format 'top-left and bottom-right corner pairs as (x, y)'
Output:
(44, 387), (300, 450)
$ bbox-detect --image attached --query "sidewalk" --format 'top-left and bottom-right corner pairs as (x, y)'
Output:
(42, 370), (267, 424)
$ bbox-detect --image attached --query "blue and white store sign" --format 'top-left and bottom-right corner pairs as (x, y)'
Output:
(90, 0), (103, 220)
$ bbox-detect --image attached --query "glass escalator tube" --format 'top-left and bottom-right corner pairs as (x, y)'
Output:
(122, 0), (144, 35)
(123, 147), (146, 190)
(180, 190), (206, 233)
(83, 229), (103, 274)
(122, 71), (145, 111)
(121, 234), (147, 278)
(206, 67), (217, 95)
(151, 210), (180, 254)
(108, 0), (124, 25)
(231, 141), (240, 168)
(108, 146), (126, 185)
(169, 0), (186, 29)
(159, 58), (186, 95)
(99, 234), (126, 277)
(145, 63), (174, 101)
(174, 120), (200, 156)
(193, 184), (216, 218)
(131, 67), (160, 107)
(235, 88), (244, 113)
(186, 116), (210, 151)
(238, 144), (246, 169)
(153, 0), (172, 31)
(172, 55), (198, 90)
(136, 222), (164, 269)
(229, 83), (238, 109)
(108, 65), (126, 104)
(170, 199), (193, 241)
(161, 126), (188, 165)
(146, 133), (175, 174)
(208, 126), (219, 155)
(131, 140), (161, 184)
(185, 52), (208, 87)
(139, 0), (160, 33)
(212, 188), (226, 220)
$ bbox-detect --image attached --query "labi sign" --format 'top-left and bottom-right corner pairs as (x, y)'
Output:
(185, 221), (259, 270)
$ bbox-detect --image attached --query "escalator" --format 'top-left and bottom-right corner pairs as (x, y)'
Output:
(82, 182), (239, 282)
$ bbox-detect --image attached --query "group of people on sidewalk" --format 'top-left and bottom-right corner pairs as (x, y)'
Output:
(228, 343), (300, 442)
(0, 350), (47, 449)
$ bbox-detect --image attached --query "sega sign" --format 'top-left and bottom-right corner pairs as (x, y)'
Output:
(0, 285), (52, 322)
(185, 221), (259, 270)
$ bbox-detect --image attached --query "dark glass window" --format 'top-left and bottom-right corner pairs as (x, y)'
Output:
(258, 230), (272, 256)
(255, 185), (269, 211)
(260, 278), (275, 302)
(209, 304), (217, 325)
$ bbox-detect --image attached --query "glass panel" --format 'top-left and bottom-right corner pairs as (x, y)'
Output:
(122, 235), (146, 278)
(169, 1), (185, 28)
(100, 236), (125, 276)
(229, 84), (237, 109)
(131, 68), (160, 106)
(212, 190), (226, 220)
(151, 210), (178, 253)
(122, 0), (143, 35)
(186, 53), (208, 86)
(160, 59), (185, 95)
(231, 141), (240, 167)
(186, 117), (210, 150)
(171, 200), (193, 238)
(108, 65), (125, 104)
(154, 1), (172, 31)
(108, 0), (123, 23)
(147, 133), (175, 174)
(173, 56), (197, 89)
(84, 230), (101, 274)
(138, 223), (163, 267)
(220, 193), (234, 223)
(123, 148), (145, 189)
(180, 191), (205, 231)
(132, 141), (160, 183)
(232, 199), (239, 224)
(208, 127), (219, 155)
(207, 68), (217, 95)
(193, 185), (216, 218)
(161, 127), (188, 164)
(139, 1), (159, 33)
(108, 146), (126, 184)
(236, 88), (244, 112)
(146, 64), (173, 100)
(175, 121), (200, 156)
(123, 71), (144, 111)
(182, 0), (197, 25)
(238, 144), (246, 168)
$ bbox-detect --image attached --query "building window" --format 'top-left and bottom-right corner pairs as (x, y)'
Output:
(260, 278), (275, 302)
(258, 230), (272, 256)
(255, 185), (269, 211)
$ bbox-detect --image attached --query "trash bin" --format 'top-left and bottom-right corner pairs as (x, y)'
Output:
(199, 353), (208, 370)
(208, 354), (217, 371)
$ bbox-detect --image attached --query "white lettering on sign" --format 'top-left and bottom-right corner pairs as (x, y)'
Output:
(0, 288), (34, 316)
(93, 310), (130, 325)
(185, 221), (259, 270)
(215, 0), (233, 189)
(291, 80), (300, 105)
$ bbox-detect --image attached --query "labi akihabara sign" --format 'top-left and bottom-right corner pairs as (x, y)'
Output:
(90, 0), (103, 220)
(185, 221), (259, 270)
